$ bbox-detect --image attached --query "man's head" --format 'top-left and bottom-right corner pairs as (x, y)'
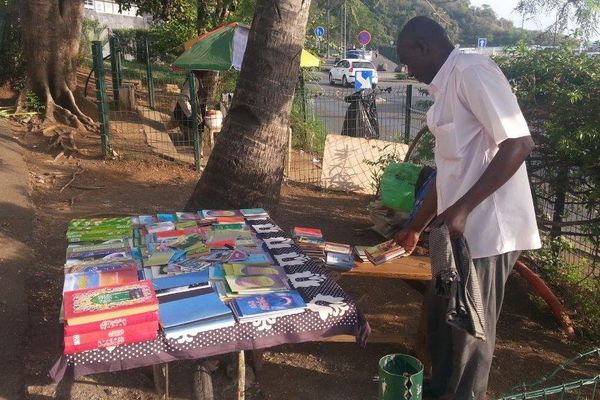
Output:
(396, 16), (454, 84)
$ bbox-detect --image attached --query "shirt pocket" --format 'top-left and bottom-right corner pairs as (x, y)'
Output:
(431, 122), (463, 160)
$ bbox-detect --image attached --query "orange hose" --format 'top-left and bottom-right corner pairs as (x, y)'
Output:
(513, 260), (576, 338)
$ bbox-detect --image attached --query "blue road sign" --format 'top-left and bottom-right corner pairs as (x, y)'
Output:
(477, 37), (487, 48)
(314, 26), (325, 38)
(355, 70), (373, 90)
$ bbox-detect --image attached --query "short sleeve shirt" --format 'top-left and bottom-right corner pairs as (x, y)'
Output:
(427, 49), (541, 259)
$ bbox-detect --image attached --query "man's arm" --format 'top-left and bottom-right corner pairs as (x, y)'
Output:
(437, 136), (534, 238)
(394, 176), (437, 254)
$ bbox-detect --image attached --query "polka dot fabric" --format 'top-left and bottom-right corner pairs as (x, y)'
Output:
(50, 217), (368, 382)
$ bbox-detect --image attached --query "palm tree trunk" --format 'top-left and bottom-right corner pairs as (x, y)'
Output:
(185, 0), (312, 211)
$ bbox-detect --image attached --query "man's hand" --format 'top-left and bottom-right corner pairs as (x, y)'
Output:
(433, 200), (471, 239)
(394, 227), (421, 255)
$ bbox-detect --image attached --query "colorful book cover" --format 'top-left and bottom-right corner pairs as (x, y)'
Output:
(212, 223), (245, 231)
(63, 329), (158, 354)
(176, 212), (201, 221)
(353, 246), (369, 262)
(224, 275), (290, 294)
(66, 246), (133, 262)
(64, 320), (159, 347)
(209, 264), (225, 281)
(66, 238), (131, 253)
(226, 249), (248, 262)
(325, 252), (355, 271)
(146, 221), (176, 234)
(63, 280), (158, 326)
(63, 267), (139, 293)
(237, 252), (274, 266)
(324, 242), (353, 254)
(201, 210), (243, 218)
(292, 227), (323, 238)
(364, 240), (406, 265)
(175, 221), (198, 229)
(157, 213), (177, 222)
(64, 311), (158, 335)
(136, 215), (158, 226)
(64, 260), (140, 274)
(158, 289), (232, 328)
(163, 314), (236, 339)
(68, 217), (132, 230)
(230, 290), (306, 319)
(151, 270), (210, 292)
(143, 251), (176, 267)
(222, 263), (286, 279)
(216, 216), (245, 224)
(240, 208), (268, 217)
(198, 248), (233, 262)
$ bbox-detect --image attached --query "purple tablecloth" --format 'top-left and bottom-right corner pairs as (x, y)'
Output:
(50, 217), (370, 382)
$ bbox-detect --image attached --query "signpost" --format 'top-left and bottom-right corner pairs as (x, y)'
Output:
(314, 26), (325, 38)
(358, 30), (371, 46)
(355, 70), (373, 90)
(477, 37), (487, 48)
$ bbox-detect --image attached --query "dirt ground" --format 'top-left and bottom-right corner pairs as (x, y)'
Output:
(0, 88), (594, 399)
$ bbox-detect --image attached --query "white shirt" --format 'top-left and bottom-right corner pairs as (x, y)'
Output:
(427, 49), (541, 259)
(177, 77), (199, 118)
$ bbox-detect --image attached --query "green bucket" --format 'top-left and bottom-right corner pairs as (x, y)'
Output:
(378, 353), (424, 400)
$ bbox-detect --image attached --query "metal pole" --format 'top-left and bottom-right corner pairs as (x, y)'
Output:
(109, 36), (121, 108)
(188, 71), (202, 171)
(144, 37), (156, 109)
(299, 71), (307, 122)
(92, 41), (111, 157)
(404, 84), (413, 143)
(343, 0), (347, 57)
(326, 10), (330, 58)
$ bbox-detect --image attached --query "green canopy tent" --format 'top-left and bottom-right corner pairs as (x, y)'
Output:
(172, 22), (320, 71)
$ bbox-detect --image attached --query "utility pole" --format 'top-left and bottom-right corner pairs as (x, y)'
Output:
(343, 0), (347, 57)
(326, 9), (330, 58)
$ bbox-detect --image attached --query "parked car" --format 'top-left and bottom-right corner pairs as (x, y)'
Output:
(346, 49), (372, 61)
(329, 59), (379, 87)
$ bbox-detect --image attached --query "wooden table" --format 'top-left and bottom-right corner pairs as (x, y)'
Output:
(326, 255), (432, 371)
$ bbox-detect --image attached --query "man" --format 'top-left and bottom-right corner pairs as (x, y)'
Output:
(394, 16), (541, 399)
(173, 70), (209, 142)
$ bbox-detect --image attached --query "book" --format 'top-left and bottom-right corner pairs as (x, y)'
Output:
(222, 263), (287, 280)
(64, 311), (158, 335)
(163, 314), (236, 339)
(143, 251), (176, 267)
(224, 275), (290, 294)
(230, 291), (307, 322)
(240, 208), (268, 218)
(66, 246), (133, 264)
(64, 320), (159, 348)
(68, 217), (132, 230)
(236, 252), (273, 266)
(292, 227), (323, 238)
(325, 252), (354, 271)
(216, 216), (245, 224)
(63, 260), (140, 274)
(63, 267), (139, 293)
(156, 213), (177, 222)
(364, 240), (407, 265)
(353, 246), (369, 262)
(324, 242), (352, 254)
(63, 329), (158, 354)
(63, 280), (158, 326)
(201, 210), (243, 218)
(151, 270), (210, 292)
(212, 223), (246, 230)
(158, 288), (232, 329)
(176, 212), (202, 221)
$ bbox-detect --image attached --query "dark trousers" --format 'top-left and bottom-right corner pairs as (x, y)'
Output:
(428, 251), (520, 400)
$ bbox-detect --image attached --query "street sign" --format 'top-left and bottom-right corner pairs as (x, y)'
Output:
(355, 70), (373, 90)
(358, 30), (371, 46)
(477, 37), (487, 48)
(314, 26), (325, 38)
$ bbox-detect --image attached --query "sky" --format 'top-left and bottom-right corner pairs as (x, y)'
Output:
(468, 0), (558, 31)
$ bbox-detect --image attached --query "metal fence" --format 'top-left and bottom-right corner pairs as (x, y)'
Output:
(87, 36), (427, 193)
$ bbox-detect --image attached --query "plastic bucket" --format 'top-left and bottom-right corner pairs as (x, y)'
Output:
(378, 353), (423, 400)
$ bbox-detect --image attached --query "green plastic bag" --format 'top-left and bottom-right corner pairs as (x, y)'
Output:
(380, 162), (422, 212)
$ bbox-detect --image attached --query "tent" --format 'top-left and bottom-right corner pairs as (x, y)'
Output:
(173, 22), (320, 71)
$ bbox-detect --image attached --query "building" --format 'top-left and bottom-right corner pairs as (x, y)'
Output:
(83, 0), (150, 30)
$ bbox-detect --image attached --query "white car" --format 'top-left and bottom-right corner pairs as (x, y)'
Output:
(329, 59), (378, 87)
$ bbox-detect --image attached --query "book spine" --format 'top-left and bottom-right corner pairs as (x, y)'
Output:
(64, 320), (158, 347)
(64, 311), (159, 335)
(63, 328), (158, 354)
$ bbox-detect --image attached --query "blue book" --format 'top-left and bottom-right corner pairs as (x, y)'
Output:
(230, 290), (307, 322)
(152, 270), (210, 291)
(325, 252), (354, 271)
(158, 289), (233, 328)
(157, 213), (177, 222)
(163, 313), (236, 339)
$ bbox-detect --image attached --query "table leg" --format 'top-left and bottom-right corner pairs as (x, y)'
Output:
(237, 350), (245, 400)
(192, 360), (218, 400)
(152, 363), (170, 400)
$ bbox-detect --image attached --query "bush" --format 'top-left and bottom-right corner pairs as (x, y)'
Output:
(0, 9), (25, 90)
(290, 99), (327, 155)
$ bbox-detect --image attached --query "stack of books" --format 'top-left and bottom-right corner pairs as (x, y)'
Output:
(291, 227), (326, 263)
(364, 239), (407, 265)
(352, 246), (370, 263)
(63, 280), (159, 354)
(324, 242), (355, 271)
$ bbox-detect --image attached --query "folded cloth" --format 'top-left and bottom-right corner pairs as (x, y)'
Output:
(429, 224), (486, 340)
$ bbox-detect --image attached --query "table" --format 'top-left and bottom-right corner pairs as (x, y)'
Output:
(49, 217), (370, 386)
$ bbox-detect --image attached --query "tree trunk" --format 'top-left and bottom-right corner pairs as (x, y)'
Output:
(185, 0), (312, 211)
(19, 0), (93, 128)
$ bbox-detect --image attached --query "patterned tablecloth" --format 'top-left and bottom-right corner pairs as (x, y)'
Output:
(50, 217), (371, 382)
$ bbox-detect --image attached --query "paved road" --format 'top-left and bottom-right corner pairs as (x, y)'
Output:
(303, 71), (429, 142)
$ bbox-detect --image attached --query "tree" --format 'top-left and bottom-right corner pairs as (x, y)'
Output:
(517, 0), (600, 38)
(19, 0), (93, 128)
(185, 0), (312, 210)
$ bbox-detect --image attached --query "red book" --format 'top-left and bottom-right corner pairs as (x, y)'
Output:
(64, 320), (159, 348)
(64, 311), (158, 335)
(207, 239), (235, 248)
(63, 280), (158, 326)
(293, 227), (323, 238)
(155, 229), (187, 239)
(216, 217), (245, 223)
(63, 328), (158, 354)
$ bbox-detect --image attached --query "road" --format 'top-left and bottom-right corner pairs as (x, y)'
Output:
(303, 71), (429, 142)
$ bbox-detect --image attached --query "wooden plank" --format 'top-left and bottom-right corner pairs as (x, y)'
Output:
(344, 255), (432, 281)
(324, 333), (407, 345)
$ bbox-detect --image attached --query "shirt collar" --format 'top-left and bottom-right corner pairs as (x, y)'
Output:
(428, 48), (459, 98)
